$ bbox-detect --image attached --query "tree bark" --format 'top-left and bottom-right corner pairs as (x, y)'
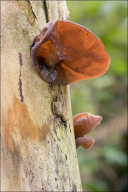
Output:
(1, 1), (82, 191)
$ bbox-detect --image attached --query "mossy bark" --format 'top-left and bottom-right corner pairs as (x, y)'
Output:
(1, 1), (82, 191)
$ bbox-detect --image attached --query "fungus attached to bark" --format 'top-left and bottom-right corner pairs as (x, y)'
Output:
(73, 113), (102, 149)
(76, 136), (94, 149)
(30, 20), (110, 85)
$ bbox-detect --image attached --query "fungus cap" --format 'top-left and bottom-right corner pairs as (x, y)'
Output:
(76, 135), (94, 149)
(30, 20), (110, 85)
(73, 113), (102, 138)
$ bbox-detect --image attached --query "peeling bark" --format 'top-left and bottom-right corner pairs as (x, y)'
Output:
(1, 1), (82, 191)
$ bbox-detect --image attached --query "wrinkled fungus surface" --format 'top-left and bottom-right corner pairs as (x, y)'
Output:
(30, 20), (110, 85)
(73, 113), (102, 149)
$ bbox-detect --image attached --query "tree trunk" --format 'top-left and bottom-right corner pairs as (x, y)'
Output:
(1, 1), (82, 191)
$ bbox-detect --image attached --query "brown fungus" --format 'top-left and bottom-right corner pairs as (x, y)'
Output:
(73, 113), (102, 149)
(76, 136), (94, 149)
(30, 20), (110, 85)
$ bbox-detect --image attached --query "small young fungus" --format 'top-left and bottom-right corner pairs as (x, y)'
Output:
(30, 20), (110, 85)
(75, 135), (94, 149)
(73, 113), (102, 149)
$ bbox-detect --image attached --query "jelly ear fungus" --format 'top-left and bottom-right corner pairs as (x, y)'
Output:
(30, 20), (110, 85)
(30, 20), (110, 149)
(76, 136), (94, 149)
(73, 113), (102, 149)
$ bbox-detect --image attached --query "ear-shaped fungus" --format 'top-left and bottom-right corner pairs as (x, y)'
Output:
(30, 20), (110, 85)
(73, 113), (102, 149)
(76, 136), (94, 149)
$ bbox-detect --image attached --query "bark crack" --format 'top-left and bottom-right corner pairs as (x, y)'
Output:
(18, 53), (24, 103)
(27, 0), (37, 20)
(52, 101), (67, 127)
(43, 0), (49, 22)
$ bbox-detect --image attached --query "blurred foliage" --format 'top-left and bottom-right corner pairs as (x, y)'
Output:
(66, 1), (127, 191)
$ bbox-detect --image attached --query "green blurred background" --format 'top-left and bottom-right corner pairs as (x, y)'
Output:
(66, 1), (127, 191)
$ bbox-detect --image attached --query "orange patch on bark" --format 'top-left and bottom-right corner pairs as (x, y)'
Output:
(2, 97), (49, 152)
